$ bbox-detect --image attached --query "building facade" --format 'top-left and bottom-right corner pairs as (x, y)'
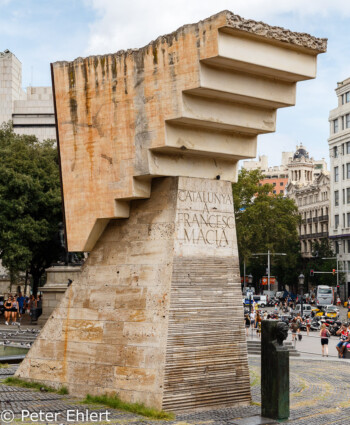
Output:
(328, 77), (350, 298)
(244, 146), (330, 258)
(287, 172), (330, 258)
(0, 49), (55, 141)
(243, 153), (292, 195)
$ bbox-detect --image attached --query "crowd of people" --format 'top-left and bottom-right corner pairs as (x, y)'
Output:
(244, 298), (350, 359)
(2, 292), (42, 325)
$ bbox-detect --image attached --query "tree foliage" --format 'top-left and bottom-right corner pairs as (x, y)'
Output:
(307, 240), (338, 288)
(0, 123), (62, 293)
(232, 169), (302, 290)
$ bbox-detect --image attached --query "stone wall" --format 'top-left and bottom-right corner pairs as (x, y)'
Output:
(16, 176), (250, 411)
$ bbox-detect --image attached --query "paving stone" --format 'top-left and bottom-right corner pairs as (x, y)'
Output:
(0, 358), (349, 424)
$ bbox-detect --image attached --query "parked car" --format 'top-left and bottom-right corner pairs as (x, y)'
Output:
(324, 305), (339, 319)
(292, 304), (313, 317)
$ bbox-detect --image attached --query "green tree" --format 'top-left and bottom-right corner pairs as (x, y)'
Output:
(307, 240), (338, 289)
(0, 122), (62, 294)
(232, 169), (302, 291)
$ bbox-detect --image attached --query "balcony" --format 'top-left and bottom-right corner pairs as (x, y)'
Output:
(299, 232), (328, 240)
(312, 215), (329, 223)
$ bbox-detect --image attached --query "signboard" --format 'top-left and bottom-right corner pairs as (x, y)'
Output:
(262, 277), (276, 285)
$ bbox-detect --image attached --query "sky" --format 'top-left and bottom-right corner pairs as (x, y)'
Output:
(2, 0), (350, 167)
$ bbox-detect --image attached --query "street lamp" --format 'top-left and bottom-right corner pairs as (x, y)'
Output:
(248, 274), (253, 313)
(298, 273), (305, 317)
(251, 250), (287, 291)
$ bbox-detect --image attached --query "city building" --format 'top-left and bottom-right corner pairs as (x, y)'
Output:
(242, 149), (328, 196)
(0, 49), (55, 141)
(286, 146), (330, 258)
(328, 77), (350, 299)
(243, 146), (330, 258)
(242, 153), (292, 195)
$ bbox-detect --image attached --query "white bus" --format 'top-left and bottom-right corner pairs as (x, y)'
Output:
(316, 285), (334, 306)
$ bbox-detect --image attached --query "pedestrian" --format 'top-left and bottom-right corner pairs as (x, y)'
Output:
(336, 324), (350, 358)
(274, 303), (278, 313)
(306, 316), (311, 336)
(337, 296), (341, 307)
(244, 314), (251, 337)
(291, 318), (298, 342)
(320, 323), (329, 357)
(250, 310), (256, 332)
(17, 292), (25, 315)
(296, 314), (302, 341)
(11, 295), (19, 325)
(36, 295), (42, 320)
(256, 312), (262, 338)
(28, 294), (37, 323)
(4, 294), (12, 325)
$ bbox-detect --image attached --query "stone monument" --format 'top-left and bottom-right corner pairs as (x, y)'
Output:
(261, 321), (290, 421)
(15, 11), (326, 411)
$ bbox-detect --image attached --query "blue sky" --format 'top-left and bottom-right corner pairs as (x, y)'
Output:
(2, 0), (350, 167)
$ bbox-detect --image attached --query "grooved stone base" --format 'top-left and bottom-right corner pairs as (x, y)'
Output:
(15, 177), (251, 411)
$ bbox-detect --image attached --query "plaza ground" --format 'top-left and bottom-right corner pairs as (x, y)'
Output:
(0, 355), (349, 425)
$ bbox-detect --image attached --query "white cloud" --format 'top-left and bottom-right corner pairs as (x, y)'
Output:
(82, 0), (348, 168)
(84, 0), (350, 55)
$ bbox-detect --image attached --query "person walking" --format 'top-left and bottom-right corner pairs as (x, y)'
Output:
(337, 296), (341, 307)
(291, 318), (298, 342)
(306, 316), (311, 336)
(4, 295), (12, 325)
(11, 295), (19, 325)
(256, 312), (262, 338)
(245, 314), (251, 337)
(320, 323), (329, 357)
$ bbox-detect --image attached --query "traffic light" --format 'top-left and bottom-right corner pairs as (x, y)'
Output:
(310, 269), (314, 277)
(333, 269), (336, 275)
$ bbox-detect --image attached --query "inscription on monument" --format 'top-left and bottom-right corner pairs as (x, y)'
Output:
(176, 188), (235, 248)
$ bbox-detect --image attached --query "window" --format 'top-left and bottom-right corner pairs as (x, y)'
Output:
(335, 215), (339, 229)
(334, 166), (339, 182)
(343, 189), (346, 204)
(336, 242), (339, 254)
(273, 190), (276, 194)
(273, 182), (276, 186)
(342, 144), (345, 155)
(347, 142), (350, 155)
(346, 114), (350, 129)
(335, 190), (339, 206)
(280, 182), (283, 186)
(348, 261), (350, 272)
(280, 190), (283, 194)
(334, 119), (339, 133)
(347, 164), (350, 179)
(346, 92), (350, 103)
(344, 213), (346, 227)
(348, 213), (350, 228)
(343, 164), (345, 180)
(348, 240), (350, 253)
(347, 188), (350, 204)
(334, 146), (338, 158)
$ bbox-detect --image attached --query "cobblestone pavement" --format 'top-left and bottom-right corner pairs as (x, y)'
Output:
(0, 358), (350, 424)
